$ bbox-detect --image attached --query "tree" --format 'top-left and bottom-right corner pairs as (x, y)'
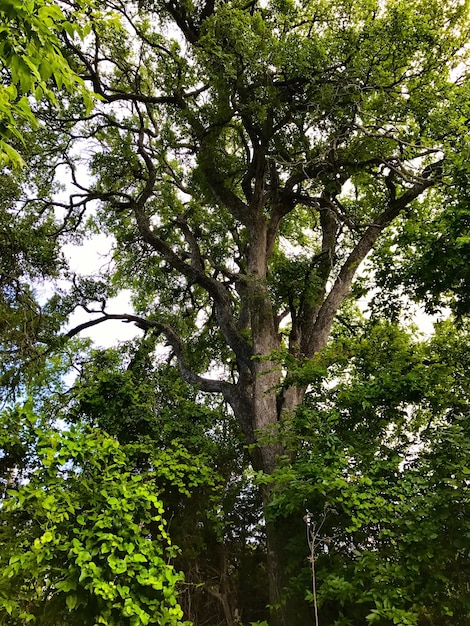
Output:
(3, 0), (470, 623)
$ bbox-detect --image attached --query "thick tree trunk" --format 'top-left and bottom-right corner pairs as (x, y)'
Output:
(265, 510), (315, 626)
(251, 358), (282, 473)
(243, 211), (314, 621)
(241, 380), (311, 626)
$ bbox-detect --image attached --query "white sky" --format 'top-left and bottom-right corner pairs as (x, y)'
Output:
(62, 235), (142, 347)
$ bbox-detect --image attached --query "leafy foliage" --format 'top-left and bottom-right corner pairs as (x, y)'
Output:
(264, 319), (470, 625)
(62, 341), (269, 625)
(372, 142), (470, 317)
(0, 402), (200, 626)
(0, 0), (93, 166)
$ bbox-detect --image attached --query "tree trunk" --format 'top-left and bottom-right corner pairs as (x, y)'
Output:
(265, 510), (315, 626)
(233, 376), (311, 625)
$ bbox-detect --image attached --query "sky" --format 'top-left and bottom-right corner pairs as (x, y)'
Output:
(62, 234), (142, 347)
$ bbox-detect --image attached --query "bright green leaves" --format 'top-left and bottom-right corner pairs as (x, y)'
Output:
(0, 403), (192, 626)
(0, 0), (94, 166)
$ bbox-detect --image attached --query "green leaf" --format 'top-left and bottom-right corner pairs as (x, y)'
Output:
(66, 594), (78, 611)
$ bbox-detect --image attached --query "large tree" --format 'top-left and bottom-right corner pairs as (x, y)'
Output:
(3, 0), (470, 623)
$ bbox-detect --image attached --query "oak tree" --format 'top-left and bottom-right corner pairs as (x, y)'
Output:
(3, 0), (470, 623)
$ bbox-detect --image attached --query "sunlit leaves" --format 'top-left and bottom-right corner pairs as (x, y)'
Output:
(0, 0), (94, 166)
(0, 402), (195, 625)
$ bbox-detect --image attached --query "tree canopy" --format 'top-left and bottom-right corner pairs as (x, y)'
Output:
(1, 0), (470, 624)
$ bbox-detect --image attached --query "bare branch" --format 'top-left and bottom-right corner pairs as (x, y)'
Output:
(65, 312), (234, 395)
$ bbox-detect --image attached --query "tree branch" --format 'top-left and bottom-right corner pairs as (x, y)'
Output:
(65, 313), (234, 395)
(133, 205), (253, 368)
(303, 159), (444, 357)
(129, 129), (254, 369)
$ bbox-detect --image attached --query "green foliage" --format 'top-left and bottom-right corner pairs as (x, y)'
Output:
(66, 341), (233, 456)
(263, 319), (470, 625)
(0, 113), (108, 403)
(0, 402), (193, 625)
(0, 0), (94, 166)
(372, 144), (470, 317)
(62, 341), (268, 624)
(2, 0), (470, 623)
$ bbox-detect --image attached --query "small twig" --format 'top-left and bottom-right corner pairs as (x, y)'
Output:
(304, 509), (320, 626)
(304, 505), (337, 626)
